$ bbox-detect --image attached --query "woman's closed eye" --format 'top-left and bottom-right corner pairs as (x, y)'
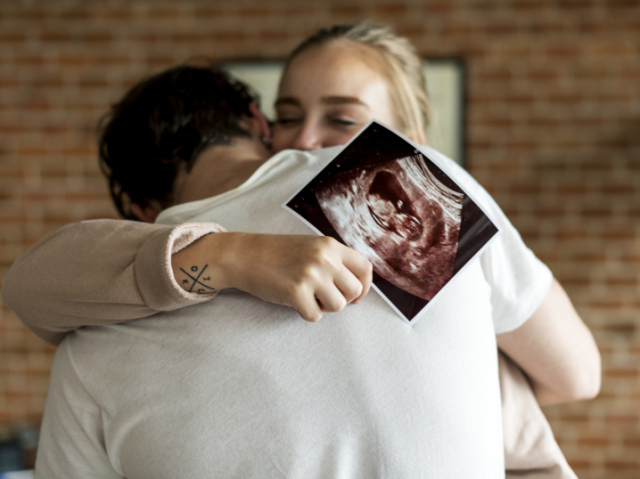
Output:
(275, 116), (302, 126)
(330, 118), (357, 126)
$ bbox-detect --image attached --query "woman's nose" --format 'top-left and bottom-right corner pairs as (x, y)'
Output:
(290, 123), (322, 151)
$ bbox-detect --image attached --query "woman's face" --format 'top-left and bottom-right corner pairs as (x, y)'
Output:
(272, 42), (397, 153)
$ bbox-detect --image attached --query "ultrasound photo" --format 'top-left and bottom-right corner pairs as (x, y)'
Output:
(315, 155), (463, 301)
(285, 121), (499, 323)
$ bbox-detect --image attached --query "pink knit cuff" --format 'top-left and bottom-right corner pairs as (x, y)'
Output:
(134, 222), (226, 311)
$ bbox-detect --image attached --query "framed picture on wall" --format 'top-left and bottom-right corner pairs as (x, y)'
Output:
(224, 58), (466, 166)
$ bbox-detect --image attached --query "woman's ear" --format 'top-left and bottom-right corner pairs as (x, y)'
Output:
(130, 202), (162, 223)
(248, 102), (271, 147)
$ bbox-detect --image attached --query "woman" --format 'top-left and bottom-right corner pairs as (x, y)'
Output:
(4, 23), (594, 477)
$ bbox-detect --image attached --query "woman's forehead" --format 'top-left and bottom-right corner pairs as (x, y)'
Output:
(291, 41), (385, 74)
(278, 41), (390, 100)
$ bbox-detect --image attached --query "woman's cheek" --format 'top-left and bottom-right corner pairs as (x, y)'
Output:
(272, 125), (358, 152)
(319, 130), (356, 149)
(271, 127), (295, 153)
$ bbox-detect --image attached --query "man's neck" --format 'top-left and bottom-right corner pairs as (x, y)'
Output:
(172, 137), (272, 205)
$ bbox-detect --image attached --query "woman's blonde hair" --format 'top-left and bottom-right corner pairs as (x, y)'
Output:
(285, 22), (431, 144)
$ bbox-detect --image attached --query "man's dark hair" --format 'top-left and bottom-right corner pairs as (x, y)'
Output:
(98, 63), (258, 220)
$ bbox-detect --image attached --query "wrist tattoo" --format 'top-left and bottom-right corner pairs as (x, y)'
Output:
(179, 264), (217, 294)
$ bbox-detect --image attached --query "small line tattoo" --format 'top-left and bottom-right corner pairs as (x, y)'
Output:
(179, 264), (217, 294)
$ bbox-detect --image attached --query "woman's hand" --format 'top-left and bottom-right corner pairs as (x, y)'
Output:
(171, 232), (373, 322)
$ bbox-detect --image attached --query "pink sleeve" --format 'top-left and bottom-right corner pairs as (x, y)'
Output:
(1, 219), (225, 345)
(500, 352), (577, 478)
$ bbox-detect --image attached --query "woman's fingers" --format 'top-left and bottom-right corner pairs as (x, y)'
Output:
(222, 233), (373, 321)
(303, 247), (372, 320)
(340, 247), (373, 304)
(332, 266), (365, 305)
(291, 267), (355, 322)
(315, 283), (349, 314)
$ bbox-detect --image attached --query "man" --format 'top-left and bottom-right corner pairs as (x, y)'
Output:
(5, 65), (594, 477)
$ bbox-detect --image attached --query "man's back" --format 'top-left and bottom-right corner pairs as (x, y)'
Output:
(38, 273), (503, 478)
(36, 147), (551, 478)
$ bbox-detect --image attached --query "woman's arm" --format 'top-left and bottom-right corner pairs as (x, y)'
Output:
(497, 278), (601, 405)
(2, 220), (372, 345)
(171, 232), (372, 322)
(430, 149), (601, 406)
(1, 220), (223, 345)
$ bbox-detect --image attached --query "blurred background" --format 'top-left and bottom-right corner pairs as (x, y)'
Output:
(0, 0), (638, 477)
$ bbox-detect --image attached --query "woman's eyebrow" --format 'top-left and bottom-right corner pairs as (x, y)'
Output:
(274, 97), (300, 108)
(321, 96), (366, 106)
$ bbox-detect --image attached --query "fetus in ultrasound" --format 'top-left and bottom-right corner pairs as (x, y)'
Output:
(316, 155), (464, 300)
(366, 171), (424, 242)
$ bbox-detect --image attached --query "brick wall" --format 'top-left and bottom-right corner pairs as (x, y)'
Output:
(0, 1), (638, 476)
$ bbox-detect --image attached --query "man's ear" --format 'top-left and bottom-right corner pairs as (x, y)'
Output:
(248, 102), (271, 147)
(130, 202), (162, 223)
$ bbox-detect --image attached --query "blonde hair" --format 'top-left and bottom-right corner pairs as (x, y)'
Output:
(285, 22), (431, 144)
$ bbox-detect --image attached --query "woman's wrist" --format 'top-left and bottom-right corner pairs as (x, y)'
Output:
(170, 232), (236, 294)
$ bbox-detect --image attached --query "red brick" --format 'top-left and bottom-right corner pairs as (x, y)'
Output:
(478, 68), (512, 81)
(373, 4), (409, 16)
(578, 18), (613, 33)
(606, 415), (639, 425)
(605, 369), (639, 378)
(40, 30), (71, 43)
(589, 300), (626, 309)
(579, 161), (615, 172)
(605, 460), (639, 470)
(147, 55), (175, 67)
(577, 437), (610, 447)
(78, 78), (110, 89)
(97, 54), (132, 66)
(602, 230), (636, 241)
(59, 8), (90, 21)
(0, 32), (26, 43)
(589, 42), (635, 58)
(327, 5), (362, 17)
(83, 32), (113, 44)
(99, 8), (134, 21)
(149, 6), (188, 19)
(607, 0), (640, 9)
(440, 24), (474, 36)
(193, 6), (228, 18)
(129, 33), (159, 43)
(212, 32), (245, 42)
(238, 7), (272, 17)
(18, 9), (47, 21)
(0, 123), (24, 134)
(623, 436), (640, 447)
(13, 55), (45, 67)
(171, 32), (206, 43)
(423, 2), (456, 13)
(581, 206), (612, 217)
(259, 31), (290, 41)
(486, 22), (519, 35)
(546, 45), (582, 58)
(527, 19), (575, 35)
(559, 0), (593, 9)
(559, 413), (591, 423)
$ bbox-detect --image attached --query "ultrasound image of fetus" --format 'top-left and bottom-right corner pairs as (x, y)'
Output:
(367, 171), (424, 241)
(315, 155), (464, 301)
